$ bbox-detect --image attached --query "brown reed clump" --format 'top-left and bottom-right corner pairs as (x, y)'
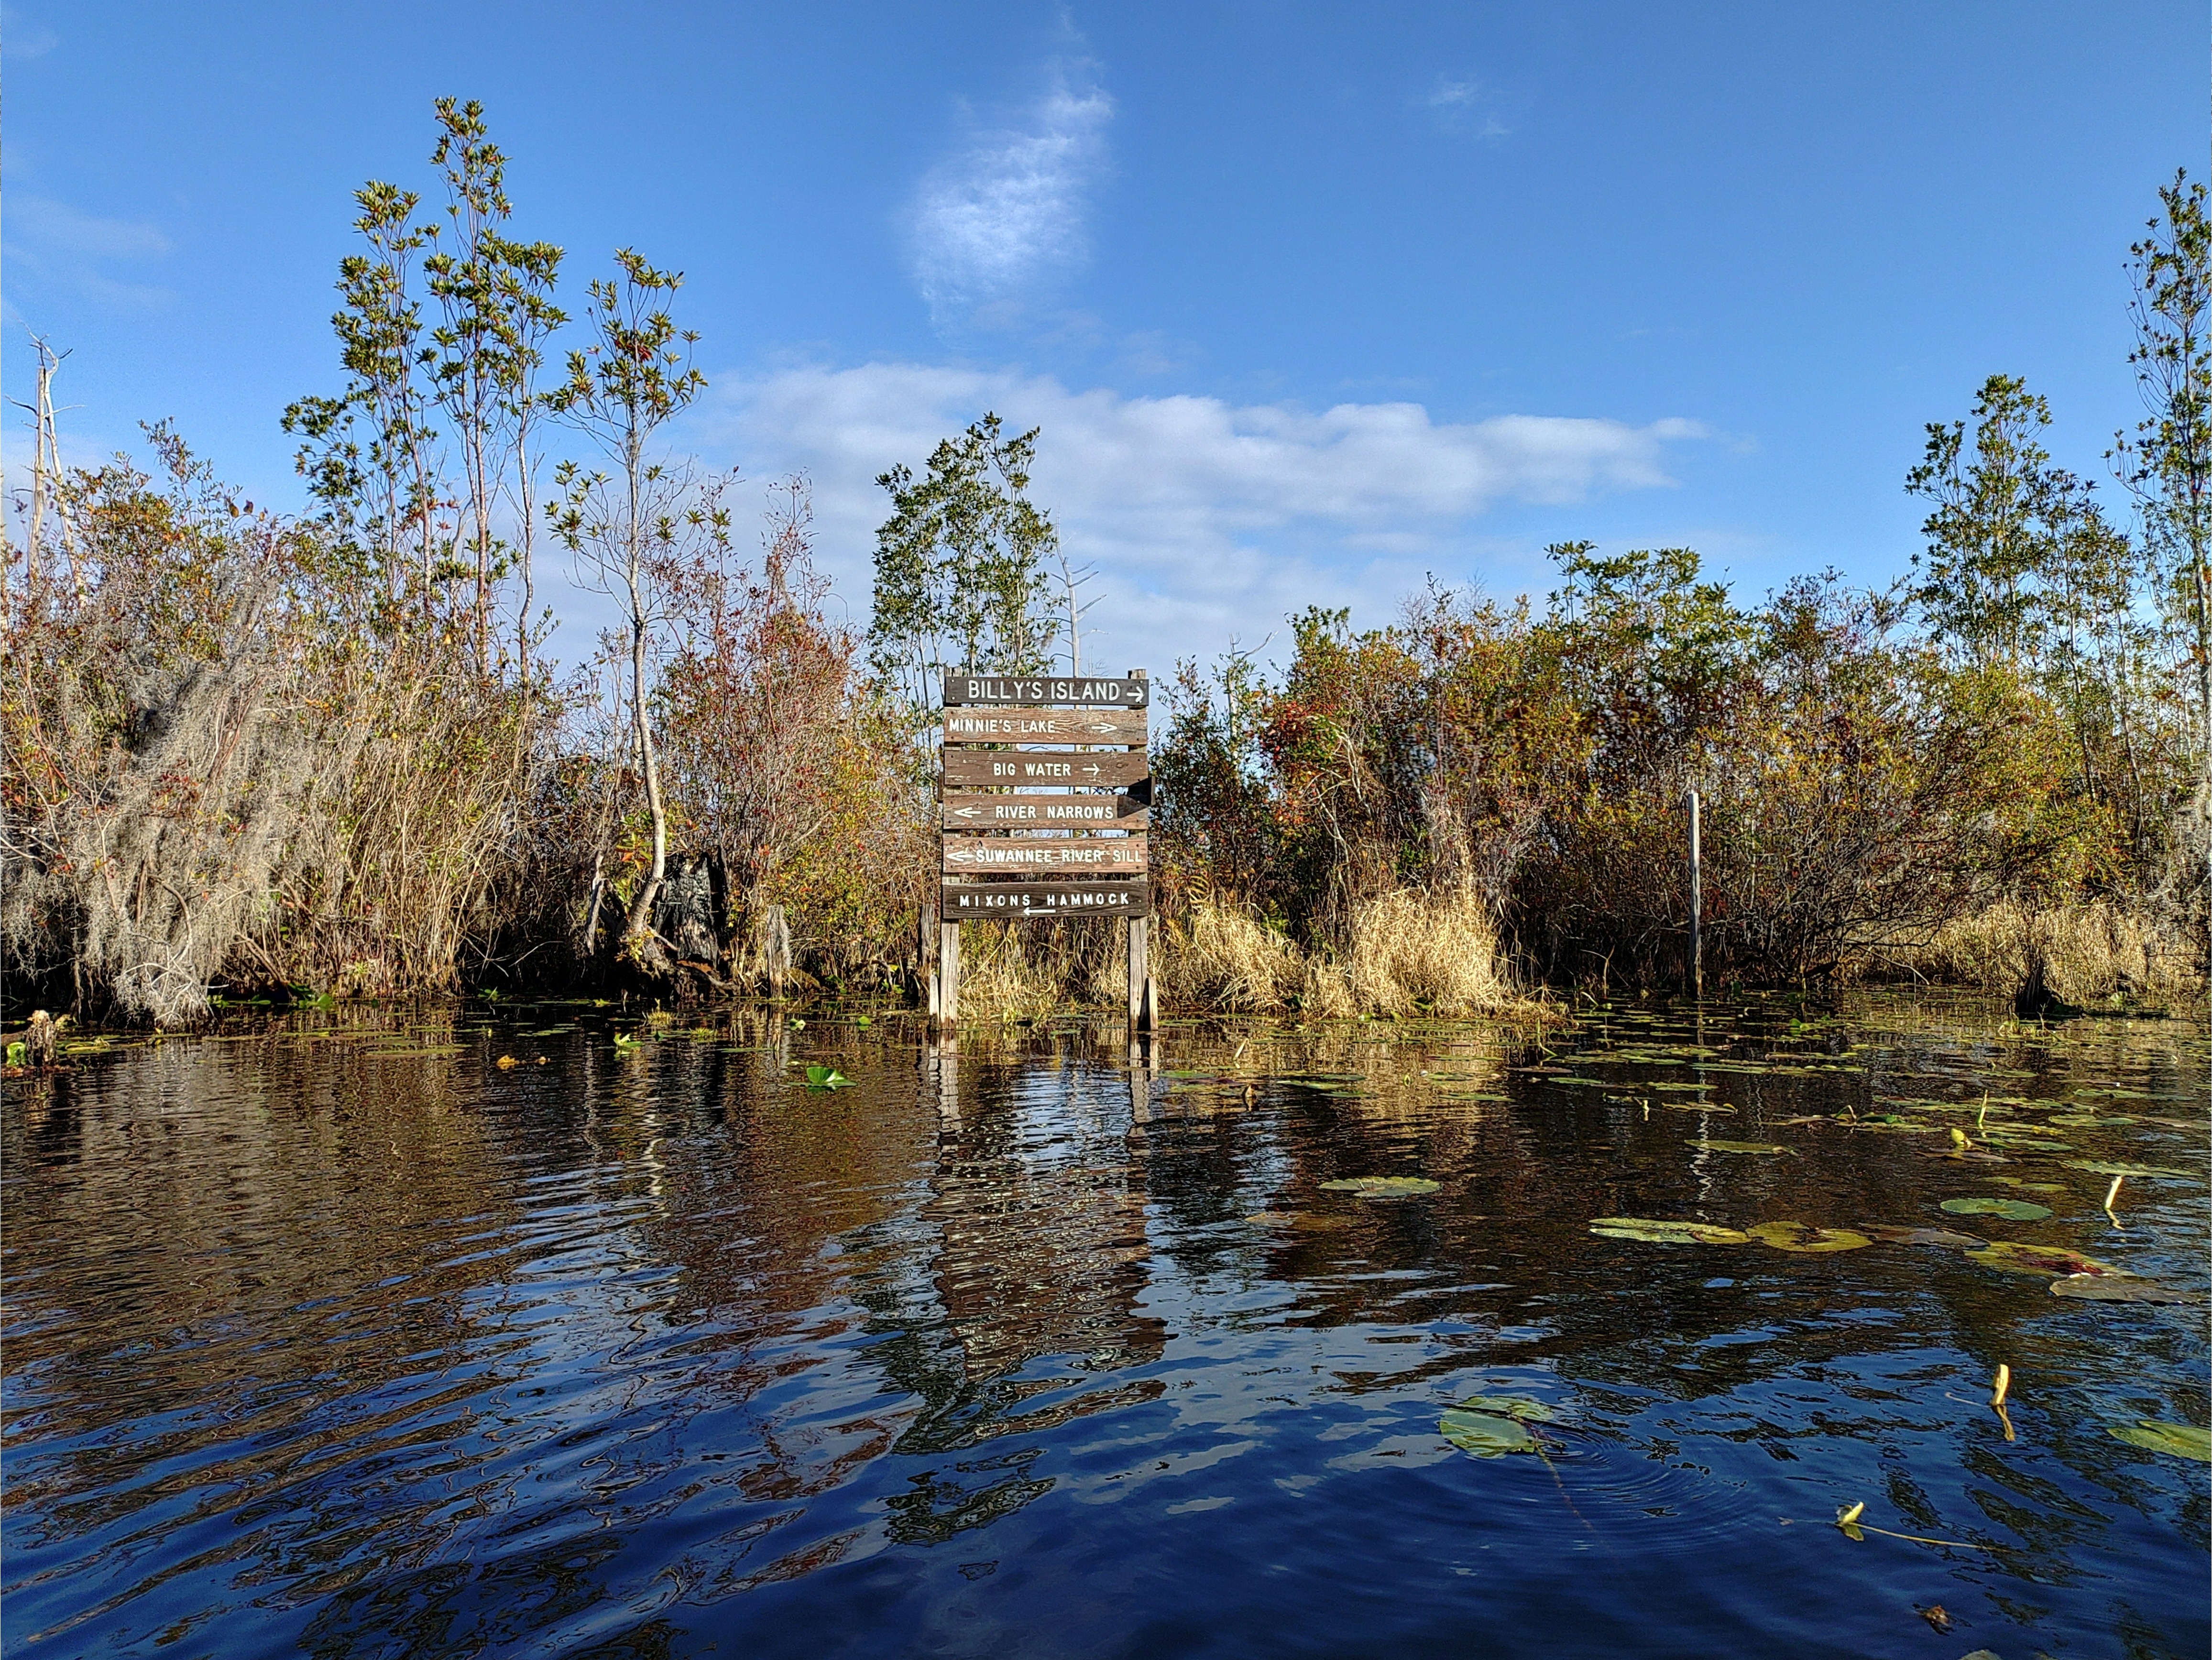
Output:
(1859, 898), (2203, 1005)
(1158, 900), (1305, 1014)
(1302, 888), (1517, 1018)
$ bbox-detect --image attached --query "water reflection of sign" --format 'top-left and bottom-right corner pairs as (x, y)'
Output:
(943, 881), (1150, 916)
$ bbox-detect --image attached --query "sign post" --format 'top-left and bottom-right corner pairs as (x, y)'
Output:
(935, 667), (1153, 1031)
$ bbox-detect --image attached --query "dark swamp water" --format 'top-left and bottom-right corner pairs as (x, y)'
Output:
(3, 995), (2207, 1660)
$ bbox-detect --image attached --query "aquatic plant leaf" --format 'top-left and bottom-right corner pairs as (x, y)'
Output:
(2064, 1160), (2203, 1182)
(1451, 1394), (1555, 1422)
(2107, 1420), (2212, 1460)
(1319, 1176), (1441, 1198)
(1964, 1241), (2112, 1278)
(1588, 1218), (1750, 1245)
(1986, 1178), (2068, 1192)
(1862, 1224), (1986, 1248)
(1746, 1221), (1872, 1253)
(1686, 1140), (1790, 1155)
(804, 1065), (850, 1090)
(1845, 1121), (1945, 1134)
(1439, 1409), (1537, 1457)
(1939, 1197), (2052, 1220)
(2049, 1274), (2200, 1304)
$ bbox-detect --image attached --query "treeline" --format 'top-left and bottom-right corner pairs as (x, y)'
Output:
(2, 105), (2205, 1022)
(1151, 200), (2212, 1001)
(3, 102), (928, 1023)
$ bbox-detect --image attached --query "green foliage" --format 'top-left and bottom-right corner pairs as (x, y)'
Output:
(868, 414), (1059, 714)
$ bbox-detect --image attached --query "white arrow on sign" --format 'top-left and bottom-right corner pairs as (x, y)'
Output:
(1081, 762), (1103, 778)
(951, 805), (984, 820)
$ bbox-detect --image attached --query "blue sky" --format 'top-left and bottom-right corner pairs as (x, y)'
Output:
(4, 1), (2201, 671)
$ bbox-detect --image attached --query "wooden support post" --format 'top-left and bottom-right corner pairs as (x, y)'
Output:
(940, 920), (961, 1023)
(920, 902), (938, 1018)
(1686, 788), (1703, 999)
(1128, 916), (1149, 1029)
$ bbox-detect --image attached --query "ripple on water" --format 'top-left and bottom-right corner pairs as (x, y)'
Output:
(0, 995), (2205, 1659)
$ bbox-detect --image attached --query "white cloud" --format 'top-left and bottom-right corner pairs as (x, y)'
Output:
(4, 194), (173, 309)
(909, 69), (1113, 327)
(8, 195), (169, 259)
(701, 362), (1706, 674)
(1424, 76), (1511, 139)
(2, 5), (58, 58)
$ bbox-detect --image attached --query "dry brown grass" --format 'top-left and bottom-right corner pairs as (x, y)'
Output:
(1158, 901), (1305, 1013)
(1303, 888), (1518, 1017)
(944, 890), (1529, 1022)
(950, 918), (1127, 1020)
(1861, 899), (2203, 1005)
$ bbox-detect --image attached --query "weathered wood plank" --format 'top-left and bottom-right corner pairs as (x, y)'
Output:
(942, 834), (1148, 874)
(941, 748), (1149, 788)
(942, 793), (1149, 830)
(942, 672), (1149, 709)
(942, 879), (1150, 918)
(942, 706), (1146, 745)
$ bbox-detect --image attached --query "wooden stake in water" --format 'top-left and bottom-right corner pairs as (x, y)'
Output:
(939, 919), (961, 1023)
(1686, 788), (1703, 999)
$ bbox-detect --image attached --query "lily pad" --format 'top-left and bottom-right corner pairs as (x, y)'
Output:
(1450, 1394), (1555, 1422)
(804, 1065), (850, 1090)
(1862, 1224), (1985, 1248)
(2050, 1274), (2201, 1305)
(1965, 1241), (2113, 1278)
(1746, 1221), (1872, 1254)
(1986, 1178), (2069, 1192)
(1319, 1176), (1441, 1198)
(2107, 1420), (2212, 1461)
(1439, 1409), (1538, 1457)
(1939, 1197), (2052, 1220)
(1686, 1140), (1791, 1155)
(1588, 1217), (1750, 1245)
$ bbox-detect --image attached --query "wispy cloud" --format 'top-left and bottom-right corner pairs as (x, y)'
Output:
(2, 4), (58, 59)
(1425, 76), (1511, 139)
(4, 193), (174, 309)
(704, 362), (1706, 671)
(909, 65), (1113, 328)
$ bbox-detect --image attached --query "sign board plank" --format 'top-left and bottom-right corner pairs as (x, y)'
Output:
(942, 834), (1147, 874)
(942, 748), (1149, 789)
(942, 793), (1148, 830)
(943, 706), (1146, 745)
(943, 673), (1148, 709)
(942, 879), (1150, 918)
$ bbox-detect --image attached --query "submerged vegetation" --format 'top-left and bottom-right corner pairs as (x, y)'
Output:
(3, 106), (2207, 1024)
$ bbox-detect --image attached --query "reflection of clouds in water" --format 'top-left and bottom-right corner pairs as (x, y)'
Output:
(4, 1001), (2205, 1651)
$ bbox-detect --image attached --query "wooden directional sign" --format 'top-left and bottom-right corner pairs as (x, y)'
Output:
(943, 706), (1146, 745)
(941, 748), (1149, 789)
(942, 834), (1147, 874)
(942, 879), (1150, 918)
(943, 672), (1149, 709)
(942, 793), (1148, 830)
